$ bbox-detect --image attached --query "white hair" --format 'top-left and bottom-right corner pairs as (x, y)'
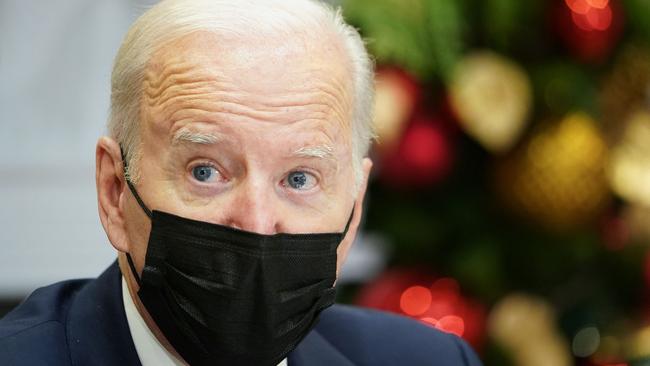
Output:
(108, 0), (375, 191)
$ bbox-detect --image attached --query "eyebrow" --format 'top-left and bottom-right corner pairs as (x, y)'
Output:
(171, 128), (223, 146)
(291, 144), (335, 160)
(172, 128), (336, 162)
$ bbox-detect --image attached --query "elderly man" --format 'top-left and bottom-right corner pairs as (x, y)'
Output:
(0, 0), (482, 365)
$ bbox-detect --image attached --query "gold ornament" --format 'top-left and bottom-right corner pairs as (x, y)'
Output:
(373, 68), (419, 152)
(488, 294), (572, 366)
(494, 112), (610, 230)
(449, 51), (532, 153)
(608, 110), (650, 206)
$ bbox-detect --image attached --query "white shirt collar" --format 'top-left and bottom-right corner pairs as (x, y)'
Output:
(122, 276), (288, 366)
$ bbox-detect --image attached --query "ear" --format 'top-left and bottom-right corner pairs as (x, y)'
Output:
(96, 136), (130, 253)
(336, 157), (373, 274)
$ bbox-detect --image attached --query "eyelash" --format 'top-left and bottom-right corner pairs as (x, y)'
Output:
(187, 160), (223, 181)
(282, 168), (320, 191)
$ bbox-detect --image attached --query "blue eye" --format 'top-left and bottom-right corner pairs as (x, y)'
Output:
(285, 171), (316, 190)
(191, 165), (217, 182)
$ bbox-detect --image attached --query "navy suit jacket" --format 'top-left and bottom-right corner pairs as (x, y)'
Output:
(0, 261), (482, 365)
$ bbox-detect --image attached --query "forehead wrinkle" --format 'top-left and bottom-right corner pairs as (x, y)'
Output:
(146, 72), (346, 128)
(146, 80), (229, 109)
(246, 63), (353, 122)
(143, 37), (354, 135)
(280, 67), (354, 131)
(143, 48), (237, 113)
(311, 79), (352, 130)
(144, 58), (206, 97)
(144, 61), (232, 110)
(163, 96), (343, 129)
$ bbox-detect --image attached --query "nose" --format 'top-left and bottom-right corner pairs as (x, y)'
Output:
(223, 176), (280, 235)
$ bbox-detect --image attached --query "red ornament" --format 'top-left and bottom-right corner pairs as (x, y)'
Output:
(378, 113), (455, 188)
(552, 0), (625, 62)
(355, 268), (486, 350)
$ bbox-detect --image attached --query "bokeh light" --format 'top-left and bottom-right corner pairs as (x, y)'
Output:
(571, 326), (600, 358)
(434, 315), (465, 337)
(355, 269), (485, 348)
(571, 5), (612, 31)
(566, 0), (613, 31)
(399, 285), (432, 316)
(565, 0), (609, 14)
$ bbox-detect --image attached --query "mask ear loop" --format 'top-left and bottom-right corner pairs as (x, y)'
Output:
(342, 206), (355, 235)
(120, 147), (152, 287)
(125, 252), (142, 287)
(120, 148), (153, 219)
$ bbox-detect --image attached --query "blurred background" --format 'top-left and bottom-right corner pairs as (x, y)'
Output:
(0, 0), (156, 311)
(2, 0), (650, 365)
(337, 0), (650, 365)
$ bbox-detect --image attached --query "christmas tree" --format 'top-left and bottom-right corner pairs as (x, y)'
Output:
(338, 0), (650, 364)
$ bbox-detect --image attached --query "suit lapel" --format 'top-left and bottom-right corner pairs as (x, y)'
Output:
(66, 260), (141, 366)
(288, 328), (355, 366)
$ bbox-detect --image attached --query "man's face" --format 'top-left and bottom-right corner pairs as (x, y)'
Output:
(120, 32), (370, 276)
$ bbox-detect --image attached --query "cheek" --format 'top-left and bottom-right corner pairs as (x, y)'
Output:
(124, 197), (152, 268)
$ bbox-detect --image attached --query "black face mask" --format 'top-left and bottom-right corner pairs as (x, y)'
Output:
(121, 156), (352, 366)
